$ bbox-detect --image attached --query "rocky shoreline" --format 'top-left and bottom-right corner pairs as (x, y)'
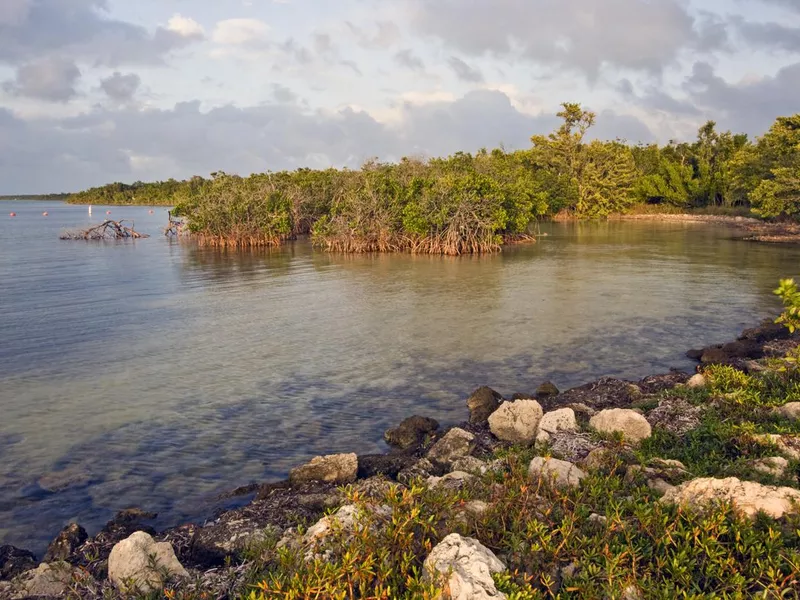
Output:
(2, 319), (799, 598)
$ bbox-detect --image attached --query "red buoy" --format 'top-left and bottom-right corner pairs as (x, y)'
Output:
(42, 211), (48, 216)
(106, 210), (112, 215)
(9, 212), (16, 217)
(148, 210), (154, 214)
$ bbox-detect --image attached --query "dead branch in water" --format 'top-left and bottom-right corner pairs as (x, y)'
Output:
(164, 211), (188, 237)
(60, 219), (150, 240)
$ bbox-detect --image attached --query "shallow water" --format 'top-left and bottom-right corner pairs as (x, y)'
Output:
(1, 200), (799, 553)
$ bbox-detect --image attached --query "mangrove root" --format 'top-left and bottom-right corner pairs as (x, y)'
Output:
(164, 211), (189, 237)
(61, 220), (150, 240)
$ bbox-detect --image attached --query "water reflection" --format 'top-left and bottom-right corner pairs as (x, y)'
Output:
(1, 203), (799, 553)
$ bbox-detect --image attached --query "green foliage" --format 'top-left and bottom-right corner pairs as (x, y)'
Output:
(776, 278), (800, 333)
(68, 109), (800, 251)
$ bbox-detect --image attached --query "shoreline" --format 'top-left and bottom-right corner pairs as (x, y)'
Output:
(2, 317), (799, 597)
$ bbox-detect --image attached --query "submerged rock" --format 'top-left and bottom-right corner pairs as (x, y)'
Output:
(384, 415), (439, 450)
(0, 546), (37, 581)
(529, 457), (586, 489)
(108, 531), (188, 593)
(661, 477), (800, 519)
(590, 409), (652, 443)
(289, 453), (358, 485)
(427, 428), (475, 468)
(535, 381), (560, 399)
(43, 523), (88, 563)
(466, 387), (503, 424)
(423, 533), (507, 600)
(488, 399), (543, 445)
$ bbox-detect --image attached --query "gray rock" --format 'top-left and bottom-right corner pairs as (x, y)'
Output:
(753, 434), (800, 460)
(588, 513), (607, 525)
(427, 428), (475, 468)
(0, 546), (36, 581)
(548, 432), (601, 463)
(752, 457), (790, 478)
(590, 409), (652, 443)
(661, 477), (800, 519)
(108, 531), (188, 593)
(529, 457), (586, 488)
(289, 453), (358, 485)
(397, 458), (436, 485)
(539, 408), (578, 434)
(451, 456), (502, 476)
(427, 471), (475, 491)
(43, 523), (88, 563)
(488, 399), (543, 445)
(384, 415), (439, 450)
(13, 562), (78, 598)
(646, 398), (703, 437)
(423, 533), (507, 600)
(467, 387), (503, 424)
(774, 402), (800, 421)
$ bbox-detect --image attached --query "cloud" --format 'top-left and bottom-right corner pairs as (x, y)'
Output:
(411, 0), (721, 76)
(3, 56), (81, 102)
(394, 49), (424, 71)
(167, 14), (205, 39)
(448, 56), (484, 82)
(212, 18), (270, 46)
(100, 72), (141, 102)
(0, 1), (204, 66)
(0, 90), (657, 194)
(734, 17), (800, 53)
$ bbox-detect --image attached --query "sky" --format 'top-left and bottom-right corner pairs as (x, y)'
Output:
(0, 0), (799, 193)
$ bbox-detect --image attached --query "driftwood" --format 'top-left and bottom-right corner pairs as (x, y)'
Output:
(164, 211), (188, 237)
(61, 219), (150, 240)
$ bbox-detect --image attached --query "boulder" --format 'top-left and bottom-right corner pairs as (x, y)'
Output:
(548, 432), (601, 462)
(535, 382), (560, 399)
(397, 458), (436, 485)
(488, 400), (543, 445)
(299, 504), (392, 561)
(427, 429), (475, 468)
(539, 408), (578, 434)
(686, 374), (707, 388)
(357, 453), (417, 480)
(427, 471), (475, 491)
(423, 533), (507, 600)
(590, 409), (652, 443)
(43, 523), (88, 563)
(661, 477), (800, 519)
(12, 562), (78, 598)
(774, 402), (800, 421)
(646, 398), (703, 437)
(466, 387), (503, 424)
(752, 457), (790, 478)
(450, 456), (501, 476)
(528, 457), (586, 489)
(753, 434), (800, 460)
(0, 546), (36, 581)
(289, 453), (358, 485)
(384, 415), (440, 450)
(108, 531), (188, 593)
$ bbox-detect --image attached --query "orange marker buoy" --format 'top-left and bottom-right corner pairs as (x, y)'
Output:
(148, 210), (154, 214)
(42, 212), (48, 216)
(106, 210), (112, 215)
(9, 212), (16, 217)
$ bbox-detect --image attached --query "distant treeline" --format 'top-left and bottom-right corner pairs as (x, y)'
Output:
(0, 194), (70, 200)
(67, 105), (800, 254)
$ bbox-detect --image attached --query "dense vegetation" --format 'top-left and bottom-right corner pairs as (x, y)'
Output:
(66, 107), (800, 253)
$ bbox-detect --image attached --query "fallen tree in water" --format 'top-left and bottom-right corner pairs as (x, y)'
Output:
(60, 220), (150, 240)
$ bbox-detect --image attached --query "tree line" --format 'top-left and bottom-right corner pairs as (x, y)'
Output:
(66, 105), (800, 254)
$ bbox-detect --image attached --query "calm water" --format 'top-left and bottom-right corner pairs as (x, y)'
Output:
(1, 200), (799, 553)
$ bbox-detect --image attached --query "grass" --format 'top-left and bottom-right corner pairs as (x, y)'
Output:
(64, 354), (800, 599)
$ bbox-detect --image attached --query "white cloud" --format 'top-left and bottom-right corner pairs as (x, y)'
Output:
(212, 18), (270, 46)
(167, 14), (205, 39)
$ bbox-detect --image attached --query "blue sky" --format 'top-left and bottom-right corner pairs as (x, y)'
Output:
(0, 0), (799, 193)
